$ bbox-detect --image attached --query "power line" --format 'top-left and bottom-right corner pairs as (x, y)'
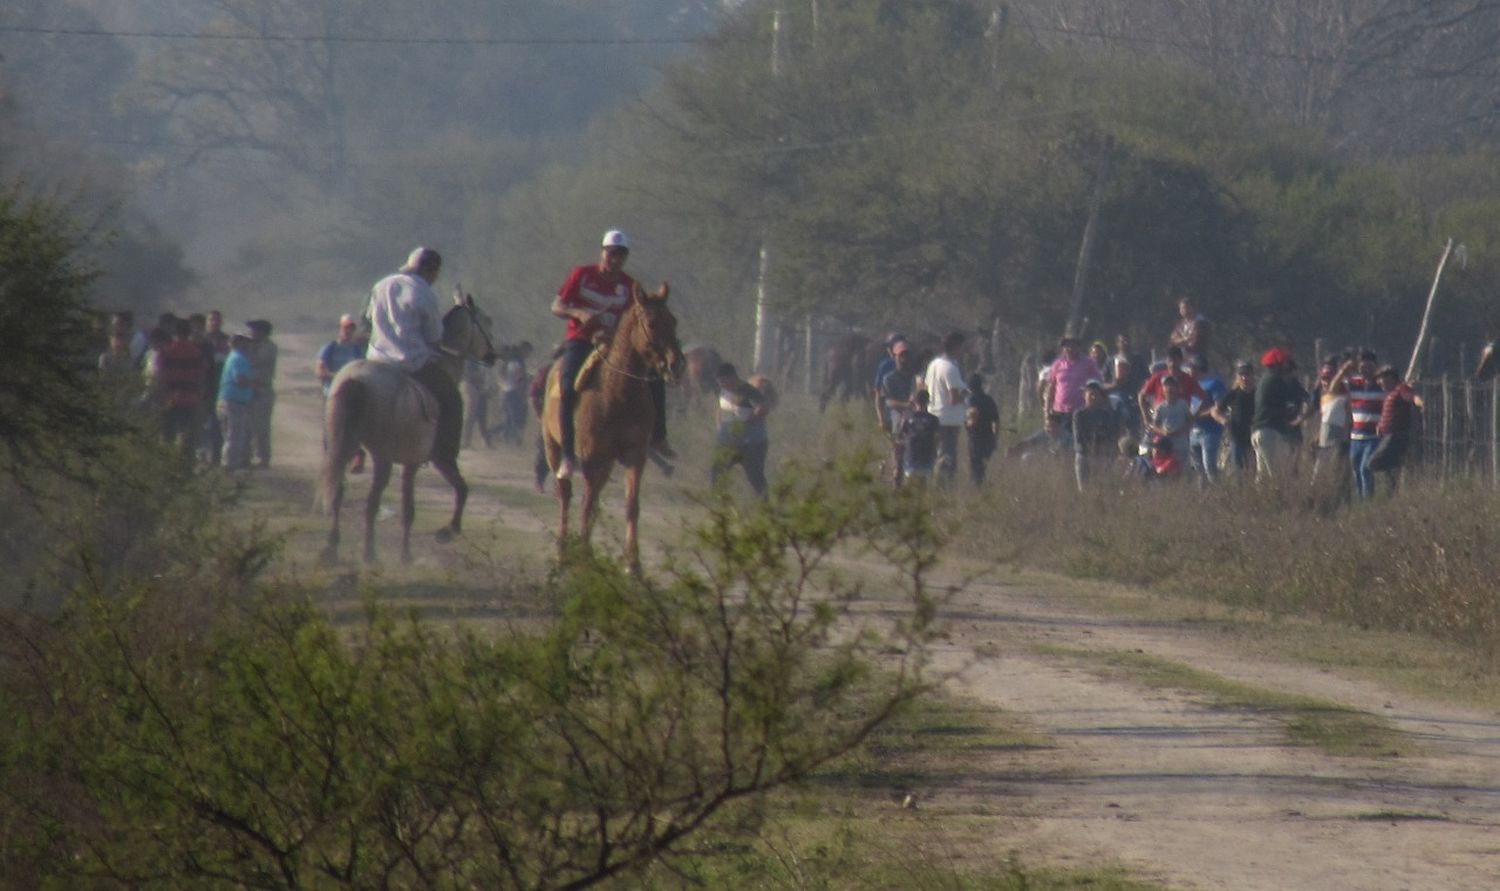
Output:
(0, 23), (732, 47)
(1023, 19), (1500, 81)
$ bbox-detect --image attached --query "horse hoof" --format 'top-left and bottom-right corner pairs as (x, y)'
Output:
(434, 526), (457, 544)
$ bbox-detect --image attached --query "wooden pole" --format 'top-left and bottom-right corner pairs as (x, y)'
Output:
(1464, 378), (1476, 475)
(1442, 375), (1452, 480)
(1406, 238), (1455, 381)
(1064, 141), (1111, 339)
(1491, 381), (1499, 487)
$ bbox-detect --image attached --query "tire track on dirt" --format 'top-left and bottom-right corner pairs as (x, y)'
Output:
(923, 581), (1500, 890)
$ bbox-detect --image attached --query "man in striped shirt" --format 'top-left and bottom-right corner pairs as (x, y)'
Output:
(1332, 351), (1383, 499)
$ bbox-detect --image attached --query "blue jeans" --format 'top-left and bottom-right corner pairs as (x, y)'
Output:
(1349, 437), (1377, 500)
(1190, 427), (1222, 484)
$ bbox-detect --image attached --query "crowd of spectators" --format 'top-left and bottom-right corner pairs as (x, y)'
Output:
(871, 296), (1423, 498)
(97, 309), (279, 471)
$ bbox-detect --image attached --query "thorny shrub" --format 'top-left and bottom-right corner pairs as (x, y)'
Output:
(0, 451), (945, 889)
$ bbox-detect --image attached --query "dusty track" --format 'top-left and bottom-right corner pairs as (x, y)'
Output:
(265, 331), (1500, 890)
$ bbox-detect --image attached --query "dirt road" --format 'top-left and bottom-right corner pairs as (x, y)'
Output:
(264, 331), (1500, 890)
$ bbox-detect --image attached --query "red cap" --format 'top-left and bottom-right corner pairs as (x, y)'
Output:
(1260, 347), (1290, 368)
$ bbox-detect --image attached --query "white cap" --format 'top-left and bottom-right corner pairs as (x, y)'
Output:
(601, 229), (630, 250)
(400, 246), (441, 273)
(339, 313), (356, 326)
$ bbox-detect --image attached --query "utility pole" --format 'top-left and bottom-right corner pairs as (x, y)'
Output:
(753, 8), (785, 375)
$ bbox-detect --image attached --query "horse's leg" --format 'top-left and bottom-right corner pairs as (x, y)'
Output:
(579, 468), (603, 550)
(365, 459), (393, 565)
(428, 456), (468, 543)
(556, 477), (572, 559)
(322, 471), (344, 564)
(400, 463), (418, 565)
(623, 463), (643, 576)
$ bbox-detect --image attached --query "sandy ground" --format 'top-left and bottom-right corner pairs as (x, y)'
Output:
(262, 331), (1500, 890)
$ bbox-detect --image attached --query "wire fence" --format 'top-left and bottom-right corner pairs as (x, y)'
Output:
(1411, 377), (1500, 484)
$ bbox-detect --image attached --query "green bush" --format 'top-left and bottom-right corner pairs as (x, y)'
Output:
(0, 453), (945, 888)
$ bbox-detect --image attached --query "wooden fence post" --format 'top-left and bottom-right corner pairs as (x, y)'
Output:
(1441, 376), (1452, 481)
(1492, 381), (1499, 487)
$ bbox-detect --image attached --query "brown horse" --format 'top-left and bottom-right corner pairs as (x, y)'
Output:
(543, 281), (684, 573)
(676, 344), (722, 414)
(319, 294), (497, 564)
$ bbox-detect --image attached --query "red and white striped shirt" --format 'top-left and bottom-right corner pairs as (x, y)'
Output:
(1347, 374), (1383, 441)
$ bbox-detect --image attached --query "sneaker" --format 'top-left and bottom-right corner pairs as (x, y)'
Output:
(556, 457), (577, 481)
(652, 440), (679, 461)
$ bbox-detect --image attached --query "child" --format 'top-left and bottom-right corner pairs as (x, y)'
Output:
(900, 390), (942, 484)
(1147, 434), (1183, 481)
(1147, 374), (1192, 460)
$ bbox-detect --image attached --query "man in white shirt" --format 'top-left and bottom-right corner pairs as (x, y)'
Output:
(922, 331), (969, 485)
(366, 247), (462, 464)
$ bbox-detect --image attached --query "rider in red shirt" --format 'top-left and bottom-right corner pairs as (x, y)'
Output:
(551, 230), (674, 480)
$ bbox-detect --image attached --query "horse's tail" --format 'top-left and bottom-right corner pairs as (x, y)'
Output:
(317, 376), (367, 514)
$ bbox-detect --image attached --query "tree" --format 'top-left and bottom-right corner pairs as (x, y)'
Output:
(0, 187), (126, 485)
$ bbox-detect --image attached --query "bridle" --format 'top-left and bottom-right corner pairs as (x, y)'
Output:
(441, 300), (499, 366)
(597, 291), (676, 383)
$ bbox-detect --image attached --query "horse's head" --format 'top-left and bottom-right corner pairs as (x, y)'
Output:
(625, 281), (685, 383)
(442, 290), (499, 366)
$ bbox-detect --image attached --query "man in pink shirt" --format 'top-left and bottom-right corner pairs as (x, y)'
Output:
(1043, 336), (1102, 422)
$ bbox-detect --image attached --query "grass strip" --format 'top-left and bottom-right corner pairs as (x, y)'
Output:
(1036, 645), (1410, 757)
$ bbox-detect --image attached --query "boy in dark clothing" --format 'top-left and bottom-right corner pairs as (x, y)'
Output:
(900, 390), (942, 485)
(1213, 360), (1257, 478)
(1072, 380), (1121, 491)
(965, 372), (1000, 486)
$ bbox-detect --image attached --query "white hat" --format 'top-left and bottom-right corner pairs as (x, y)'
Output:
(601, 230), (630, 250)
(339, 313), (356, 326)
(400, 246), (441, 273)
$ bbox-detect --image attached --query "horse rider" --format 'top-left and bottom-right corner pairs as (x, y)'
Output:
(550, 229), (675, 481)
(365, 247), (463, 467)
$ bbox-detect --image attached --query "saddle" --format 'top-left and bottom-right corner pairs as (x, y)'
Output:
(574, 345), (605, 393)
(395, 372), (439, 426)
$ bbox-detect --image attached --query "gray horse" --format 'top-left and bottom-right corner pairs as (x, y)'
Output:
(318, 294), (497, 564)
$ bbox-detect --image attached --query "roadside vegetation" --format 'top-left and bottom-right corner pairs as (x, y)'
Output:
(947, 458), (1500, 666)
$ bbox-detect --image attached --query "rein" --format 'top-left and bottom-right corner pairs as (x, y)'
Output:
(596, 295), (669, 383)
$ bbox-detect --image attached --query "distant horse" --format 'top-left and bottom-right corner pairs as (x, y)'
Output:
(677, 344), (723, 414)
(818, 332), (873, 412)
(319, 293), (497, 564)
(543, 281), (684, 574)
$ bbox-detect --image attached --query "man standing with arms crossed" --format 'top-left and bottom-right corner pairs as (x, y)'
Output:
(922, 331), (968, 486)
(551, 229), (674, 481)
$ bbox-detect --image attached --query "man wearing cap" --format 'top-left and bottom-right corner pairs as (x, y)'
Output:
(366, 247), (463, 468)
(550, 230), (674, 481)
(876, 331), (906, 411)
(1250, 347), (1307, 483)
